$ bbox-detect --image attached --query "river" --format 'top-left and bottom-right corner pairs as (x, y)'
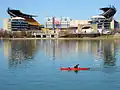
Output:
(0, 39), (120, 90)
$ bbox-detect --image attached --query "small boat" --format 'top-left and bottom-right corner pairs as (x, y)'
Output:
(60, 67), (90, 71)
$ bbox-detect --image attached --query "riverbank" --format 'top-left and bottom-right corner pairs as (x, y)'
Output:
(1, 35), (120, 40)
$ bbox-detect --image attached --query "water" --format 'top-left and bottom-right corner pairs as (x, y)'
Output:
(0, 39), (120, 90)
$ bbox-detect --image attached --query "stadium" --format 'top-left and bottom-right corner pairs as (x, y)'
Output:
(6, 8), (43, 31)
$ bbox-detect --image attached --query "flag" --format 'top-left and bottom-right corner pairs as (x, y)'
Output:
(55, 19), (60, 25)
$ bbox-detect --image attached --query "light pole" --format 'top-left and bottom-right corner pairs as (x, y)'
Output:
(52, 17), (55, 33)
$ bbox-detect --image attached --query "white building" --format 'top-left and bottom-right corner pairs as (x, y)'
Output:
(45, 17), (72, 29)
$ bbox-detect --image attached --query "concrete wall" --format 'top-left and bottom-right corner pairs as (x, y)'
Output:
(91, 24), (97, 33)
(111, 19), (115, 30)
(3, 19), (11, 31)
(70, 20), (90, 27)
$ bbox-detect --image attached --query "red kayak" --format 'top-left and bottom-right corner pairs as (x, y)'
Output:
(60, 67), (90, 71)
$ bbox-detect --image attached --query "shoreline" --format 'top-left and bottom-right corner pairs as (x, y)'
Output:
(1, 36), (120, 40)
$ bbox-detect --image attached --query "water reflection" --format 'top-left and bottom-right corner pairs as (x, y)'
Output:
(40, 39), (117, 67)
(3, 39), (118, 68)
(39, 40), (100, 60)
(0, 40), (3, 48)
(102, 40), (116, 67)
(3, 40), (38, 68)
(53, 40), (116, 67)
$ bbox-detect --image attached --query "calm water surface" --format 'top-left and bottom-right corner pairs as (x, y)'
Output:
(0, 39), (120, 90)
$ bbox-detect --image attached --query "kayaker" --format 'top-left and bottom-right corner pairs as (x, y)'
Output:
(74, 64), (79, 68)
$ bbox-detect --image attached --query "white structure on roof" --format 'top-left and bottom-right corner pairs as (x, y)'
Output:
(91, 15), (105, 19)
(91, 15), (106, 22)
(11, 17), (25, 20)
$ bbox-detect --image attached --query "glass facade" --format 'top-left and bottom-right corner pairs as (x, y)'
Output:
(10, 18), (28, 31)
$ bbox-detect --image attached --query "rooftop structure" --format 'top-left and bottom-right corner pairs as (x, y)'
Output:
(89, 5), (117, 33)
(7, 8), (40, 26)
(6, 8), (43, 31)
(91, 15), (105, 20)
(100, 5), (116, 21)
